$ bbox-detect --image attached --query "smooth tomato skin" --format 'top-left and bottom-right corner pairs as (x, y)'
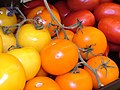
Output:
(0, 36), (3, 53)
(7, 47), (41, 81)
(27, 5), (61, 36)
(24, 76), (61, 90)
(54, 0), (71, 23)
(63, 10), (95, 33)
(40, 39), (78, 75)
(67, 0), (99, 11)
(0, 53), (26, 90)
(93, 2), (120, 21)
(99, 0), (113, 3)
(108, 42), (120, 52)
(84, 56), (119, 89)
(103, 44), (110, 56)
(17, 24), (51, 52)
(72, 27), (107, 60)
(0, 27), (16, 52)
(55, 68), (93, 90)
(0, 7), (17, 32)
(98, 16), (120, 44)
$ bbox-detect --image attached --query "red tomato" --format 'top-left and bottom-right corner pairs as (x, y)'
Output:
(108, 42), (120, 52)
(93, 2), (120, 21)
(84, 56), (119, 89)
(104, 44), (110, 56)
(62, 10), (95, 33)
(67, 0), (99, 11)
(98, 16), (120, 45)
(54, 0), (71, 23)
(99, 0), (113, 4)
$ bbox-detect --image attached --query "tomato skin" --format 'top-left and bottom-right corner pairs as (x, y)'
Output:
(0, 53), (26, 90)
(99, 0), (113, 4)
(7, 47), (41, 81)
(63, 10), (95, 33)
(72, 26), (107, 60)
(17, 23), (51, 52)
(98, 16), (120, 45)
(108, 42), (120, 52)
(55, 68), (93, 90)
(67, 0), (99, 11)
(93, 3), (120, 21)
(0, 36), (3, 53)
(84, 56), (119, 89)
(0, 7), (17, 33)
(54, 0), (71, 23)
(40, 39), (78, 75)
(24, 76), (61, 90)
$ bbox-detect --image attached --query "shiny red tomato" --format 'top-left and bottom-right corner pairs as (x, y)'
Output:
(93, 2), (120, 21)
(62, 10), (95, 33)
(98, 16), (120, 45)
(67, 0), (99, 11)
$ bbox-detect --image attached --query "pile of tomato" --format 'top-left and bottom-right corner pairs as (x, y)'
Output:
(0, 0), (120, 90)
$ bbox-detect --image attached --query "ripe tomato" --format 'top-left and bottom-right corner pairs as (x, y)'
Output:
(36, 67), (48, 77)
(24, 76), (61, 90)
(55, 68), (93, 90)
(62, 10), (95, 33)
(54, 0), (71, 23)
(67, 0), (99, 11)
(17, 23), (51, 52)
(72, 26), (107, 60)
(7, 47), (41, 81)
(93, 2), (120, 21)
(99, 0), (113, 4)
(98, 16), (120, 45)
(108, 41), (120, 52)
(84, 56), (119, 89)
(0, 27), (16, 52)
(27, 5), (61, 36)
(0, 36), (3, 53)
(40, 39), (78, 75)
(54, 30), (74, 41)
(103, 44), (110, 56)
(0, 53), (26, 90)
(0, 7), (17, 33)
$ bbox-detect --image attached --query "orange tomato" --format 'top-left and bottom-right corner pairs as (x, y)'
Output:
(36, 67), (48, 77)
(54, 30), (74, 41)
(72, 26), (107, 60)
(84, 56), (119, 89)
(27, 5), (61, 36)
(0, 36), (3, 53)
(24, 76), (61, 90)
(40, 39), (78, 75)
(0, 53), (26, 90)
(55, 68), (93, 90)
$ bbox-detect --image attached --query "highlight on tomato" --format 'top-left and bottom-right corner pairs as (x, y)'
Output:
(17, 23), (51, 52)
(0, 53), (26, 90)
(84, 56), (119, 89)
(55, 68), (93, 90)
(40, 39), (78, 75)
(27, 5), (61, 36)
(72, 26), (107, 60)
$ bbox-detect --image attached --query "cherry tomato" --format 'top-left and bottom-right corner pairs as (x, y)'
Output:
(84, 56), (119, 89)
(17, 23), (51, 52)
(98, 16), (120, 44)
(0, 7), (17, 33)
(0, 53), (26, 90)
(7, 47), (41, 81)
(40, 39), (78, 75)
(63, 10), (95, 33)
(55, 68), (93, 90)
(72, 26), (107, 60)
(67, 0), (99, 11)
(24, 76), (61, 90)
(0, 27), (16, 52)
(27, 5), (61, 36)
(93, 2), (120, 21)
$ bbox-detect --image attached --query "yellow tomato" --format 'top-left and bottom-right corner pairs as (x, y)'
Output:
(0, 27), (16, 52)
(7, 47), (41, 81)
(17, 24), (51, 52)
(0, 36), (3, 53)
(0, 7), (17, 33)
(0, 53), (26, 90)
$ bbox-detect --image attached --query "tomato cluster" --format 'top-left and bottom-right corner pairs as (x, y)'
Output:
(0, 0), (120, 90)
